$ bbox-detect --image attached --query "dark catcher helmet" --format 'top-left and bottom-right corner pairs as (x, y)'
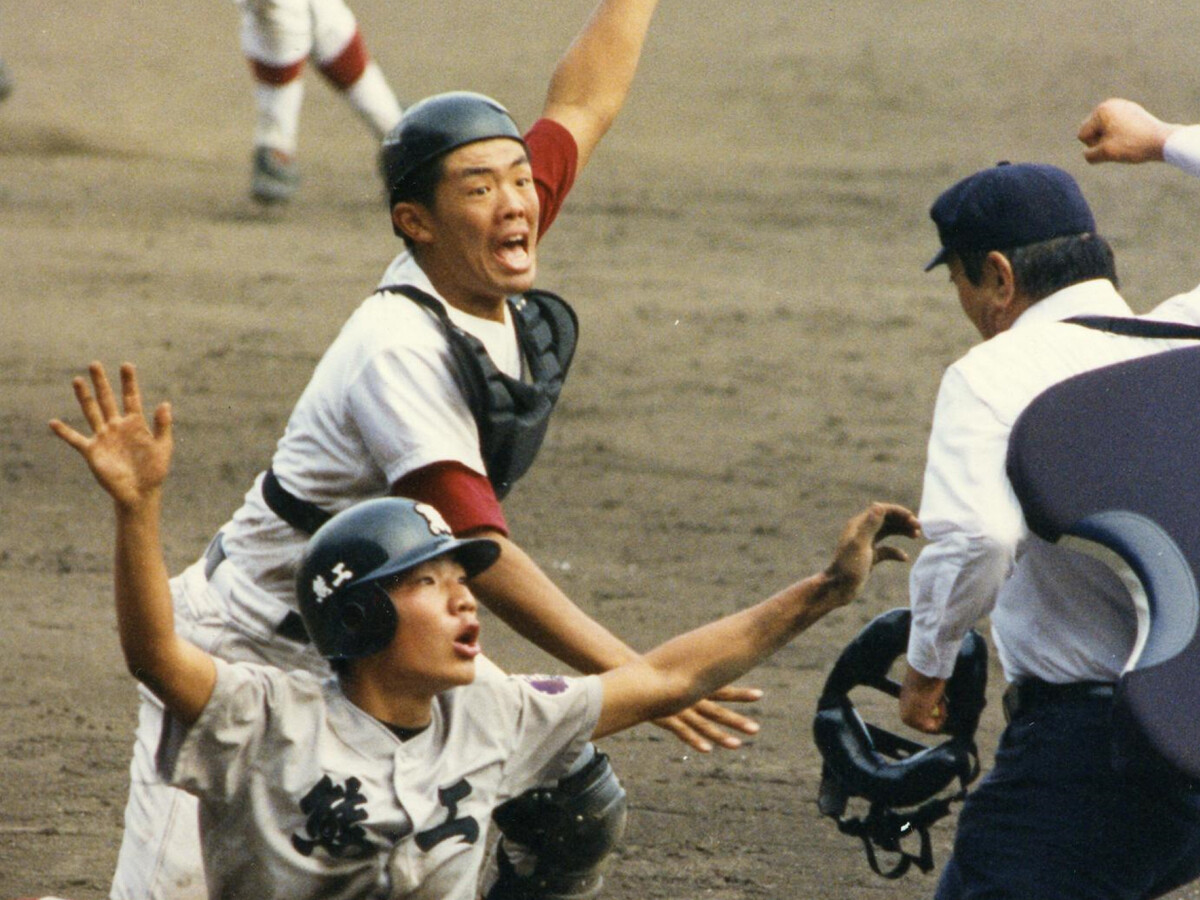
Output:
(381, 91), (525, 213)
(813, 608), (988, 879)
(296, 497), (500, 661)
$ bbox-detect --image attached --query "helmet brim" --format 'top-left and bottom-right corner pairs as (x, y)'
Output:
(354, 534), (501, 590)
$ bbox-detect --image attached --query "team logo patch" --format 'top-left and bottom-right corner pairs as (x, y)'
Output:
(522, 675), (569, 695)
(415, 502), (453, 537)
(311, 561), (355, 605)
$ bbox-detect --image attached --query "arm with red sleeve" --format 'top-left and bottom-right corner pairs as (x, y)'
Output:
(522, 0), (659, 237)
(539, 0), (660, 172)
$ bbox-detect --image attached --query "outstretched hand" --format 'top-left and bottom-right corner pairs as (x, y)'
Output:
(49, 362), (173, 509)
(822, 502), (921, 608)
(654, 503), (919, 751)
(652, 684), (763, 752)
(1078, 98), (1177, 165)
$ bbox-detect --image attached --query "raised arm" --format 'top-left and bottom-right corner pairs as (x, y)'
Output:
(540, 0), (660, 171)
(49, 362), (215, 724)
(1078, 98), (1179, 164)
(594, 503), (920, 739)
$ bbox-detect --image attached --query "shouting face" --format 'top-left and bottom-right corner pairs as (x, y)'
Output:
(396, 138), (540, 320)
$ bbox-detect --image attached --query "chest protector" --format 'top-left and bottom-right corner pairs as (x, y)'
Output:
(378, 284), (579, 499)
(1007, 316), (1200, 785)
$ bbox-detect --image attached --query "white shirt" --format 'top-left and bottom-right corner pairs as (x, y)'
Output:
(908, 278), (1200, 683)
(216, 253), (524, 616)
(159, 658), (602, 900)
(1164, 125), (1200, 179)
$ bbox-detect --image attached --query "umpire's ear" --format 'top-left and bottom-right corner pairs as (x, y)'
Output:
(983, 250), (1015, 297)
(392, 202), (434, 246)
(981, 250), (1032, 336)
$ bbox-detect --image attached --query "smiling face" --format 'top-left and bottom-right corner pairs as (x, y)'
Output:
(378, 554), (482, 694)
(393, 138), (539, 319)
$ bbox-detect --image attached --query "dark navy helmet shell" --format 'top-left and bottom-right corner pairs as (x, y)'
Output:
(381, 91), (524, 207)
(296, 497), (500, 660)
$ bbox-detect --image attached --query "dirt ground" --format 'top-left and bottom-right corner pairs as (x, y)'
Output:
(4, 0), (1200, 897)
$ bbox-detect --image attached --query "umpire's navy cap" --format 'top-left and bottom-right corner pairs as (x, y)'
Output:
(924, 162), (1097, 271)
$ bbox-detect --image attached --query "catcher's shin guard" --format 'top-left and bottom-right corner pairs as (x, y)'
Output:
(483, 746), (627, 900)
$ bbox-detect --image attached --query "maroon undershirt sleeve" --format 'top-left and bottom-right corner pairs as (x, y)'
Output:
(393, 461), (509, 537)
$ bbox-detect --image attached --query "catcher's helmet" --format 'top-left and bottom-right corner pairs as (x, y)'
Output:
(813, 608), (987, 878)
(381, 91), (524, 208)
(296, 497), (500, 661)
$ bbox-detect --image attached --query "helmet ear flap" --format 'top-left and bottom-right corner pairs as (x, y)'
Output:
(326, 584), (399, 660)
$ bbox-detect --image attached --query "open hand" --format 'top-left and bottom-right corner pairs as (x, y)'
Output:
(652, 684), (763, 752)
(49, 362), (173, 509)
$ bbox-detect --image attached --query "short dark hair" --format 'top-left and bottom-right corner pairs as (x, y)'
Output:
(390, 157), (445, 250)
(956, 233), (1118, 301)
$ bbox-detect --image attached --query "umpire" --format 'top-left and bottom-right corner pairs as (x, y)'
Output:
(898, 161), (1200, 899)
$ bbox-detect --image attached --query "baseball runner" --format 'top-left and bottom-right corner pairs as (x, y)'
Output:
(235, 0), (403, 203)
(50, 360), (919, 900)
(105, 1), (760, 898)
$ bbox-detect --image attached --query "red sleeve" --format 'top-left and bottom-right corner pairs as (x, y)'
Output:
(392, 461), (509, 537)
(525, 118), (579, 239)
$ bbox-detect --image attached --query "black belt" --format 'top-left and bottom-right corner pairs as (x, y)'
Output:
(202, 529), (311, 645)
(261, 467), (332, 536)
(276, 611), (311, 644)
(1003, 679), (1115, 723)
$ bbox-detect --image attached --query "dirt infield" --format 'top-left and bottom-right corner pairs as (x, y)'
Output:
(4, 0), (1200, 896)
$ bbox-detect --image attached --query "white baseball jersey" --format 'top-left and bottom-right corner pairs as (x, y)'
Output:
(112, 125), (580, 900)
(219, 251), (523, 620)
(109, 258), (529, 900)
(159, 659), (602, 900)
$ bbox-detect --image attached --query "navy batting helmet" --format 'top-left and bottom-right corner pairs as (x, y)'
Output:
(296, 497), (500, 661)
(813, 608), (987, 878)
(381, 91), (524, 210)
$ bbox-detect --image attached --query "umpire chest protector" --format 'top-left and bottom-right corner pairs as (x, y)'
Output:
(379, 283), (579, 499)
(1007, 317), (1200, 783)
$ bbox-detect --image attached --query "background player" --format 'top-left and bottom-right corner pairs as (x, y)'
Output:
(235, 0), (402, 203)
(50, 359), (919, 900)
(108, 1), (759, 897)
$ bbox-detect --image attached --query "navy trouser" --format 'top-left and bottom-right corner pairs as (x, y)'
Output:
(936, 695), (1200, 900)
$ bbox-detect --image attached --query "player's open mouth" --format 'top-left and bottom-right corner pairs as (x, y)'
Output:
(453, 623), (481, 659)
(495, 234), (531, 272)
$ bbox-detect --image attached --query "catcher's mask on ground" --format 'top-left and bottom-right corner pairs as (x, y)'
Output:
(812, 607), (987, 879)
(296, 497), (500, 661)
